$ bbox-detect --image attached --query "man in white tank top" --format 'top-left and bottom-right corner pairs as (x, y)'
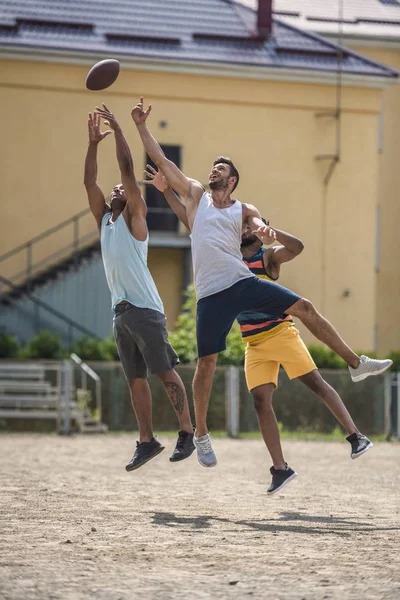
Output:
(132, 97), (392, 470)
(84, 105), (196, 470)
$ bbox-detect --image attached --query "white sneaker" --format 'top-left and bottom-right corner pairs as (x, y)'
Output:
(349, 355), (393, 382)
(193, 433), (217, 468)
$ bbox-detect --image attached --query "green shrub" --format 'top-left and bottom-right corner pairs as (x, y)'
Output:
(70, 335), (118, 361)
(387, 350), (400, 371)
(0, 333), (20, 358)
(168, 285), (197, 364)
(20, 330), (62, 359)
(307, 345), (347, 369)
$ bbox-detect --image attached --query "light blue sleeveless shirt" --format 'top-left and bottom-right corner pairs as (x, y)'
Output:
(100, 212), (164, 314)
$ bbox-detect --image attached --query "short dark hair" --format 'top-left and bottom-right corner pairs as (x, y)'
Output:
(213, 156), (240, 191)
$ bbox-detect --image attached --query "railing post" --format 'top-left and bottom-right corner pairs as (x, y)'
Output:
(225, 366), (240, 438)
(26, 241), (32, 291)
(73, 216), (79, 270)
(384, 372), (392, 439)
(59, 360), (73, 435)
(397, 372), (400, 439)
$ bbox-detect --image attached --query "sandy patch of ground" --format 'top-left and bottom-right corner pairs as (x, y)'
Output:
(0, 434), (399, 599)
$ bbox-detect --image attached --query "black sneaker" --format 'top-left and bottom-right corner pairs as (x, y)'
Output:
(169, 429), (195, 462)
(125, 437), (165, 472)
(267, 464), (297, 496)
(346, 433), (373, 459)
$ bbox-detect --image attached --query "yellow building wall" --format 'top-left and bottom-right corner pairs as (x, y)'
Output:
(148, 247), (185, 329)
(0, 58), (384, 348)
(350, 47), (400, 353)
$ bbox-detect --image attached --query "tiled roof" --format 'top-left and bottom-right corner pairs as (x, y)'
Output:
(239, 0), (400, 41)
(0, 0), (397, 79)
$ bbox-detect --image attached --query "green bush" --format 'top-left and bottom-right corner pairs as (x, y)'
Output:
(20, 330), (62, 359)
(387, 350), (400, 371)
(307, 344), (347, 369)
(69, 335), (118, 361)
(168, 285), (198, 364)
(0, 333), (20, 358)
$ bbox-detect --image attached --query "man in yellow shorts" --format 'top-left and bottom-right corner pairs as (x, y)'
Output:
(239, 224), (373, 495)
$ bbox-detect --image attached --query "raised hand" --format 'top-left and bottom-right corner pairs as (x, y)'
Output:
(143, 164), (168, 193)
(94, 104), (121, 132)
(88, 111), (112, 143)
(252, 225), (277, 245)
(131, 96), (152, 126)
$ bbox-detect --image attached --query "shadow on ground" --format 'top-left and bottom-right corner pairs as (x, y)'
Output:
(150, 510), (397, 537)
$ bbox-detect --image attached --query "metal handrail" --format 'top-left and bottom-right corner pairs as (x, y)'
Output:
(0, 198), (180, 290)
(4, 230), (100, 288)
(70, 353), (102, 425)
(0, 274), (99, 340)
(0, 208), (92, 264)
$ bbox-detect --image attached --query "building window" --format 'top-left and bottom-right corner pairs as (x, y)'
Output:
(145, 145), (181, 232)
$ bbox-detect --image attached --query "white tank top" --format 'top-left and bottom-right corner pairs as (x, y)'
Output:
(191, 193), (254, 300)
(101, 212), (164, 314)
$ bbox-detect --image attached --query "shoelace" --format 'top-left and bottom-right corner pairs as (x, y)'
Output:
(364, 358), (383, 372)
(197, 436), (213, 454)
(176, 432), (187, 449)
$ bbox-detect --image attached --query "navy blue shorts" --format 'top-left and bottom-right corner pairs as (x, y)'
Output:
(196, 277), (301, 358)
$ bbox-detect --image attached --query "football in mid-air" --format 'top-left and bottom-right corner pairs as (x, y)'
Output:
(85, 59), (120, 91)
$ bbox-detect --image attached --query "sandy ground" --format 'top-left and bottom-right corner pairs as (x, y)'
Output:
(0, 434), (399, 600)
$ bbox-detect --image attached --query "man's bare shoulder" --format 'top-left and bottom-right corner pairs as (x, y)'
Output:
(187, 180), (205, 203)
(242, 202), (258, 215)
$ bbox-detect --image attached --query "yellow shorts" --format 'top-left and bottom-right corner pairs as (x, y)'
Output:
(244, 325), (317, 391)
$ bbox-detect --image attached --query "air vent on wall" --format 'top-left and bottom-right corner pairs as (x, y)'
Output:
(193, 32), (264, 43)
(275, 45), (340, 56)
(106, 33), (180, 45)
(17, 18), (94, 33)
(306, 17), (356, 24)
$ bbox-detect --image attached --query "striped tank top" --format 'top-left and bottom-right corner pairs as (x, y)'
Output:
(237, 248), (293, 343)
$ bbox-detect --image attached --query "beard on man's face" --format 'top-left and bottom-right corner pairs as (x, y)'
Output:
(209, 177), (229, 191)
(240, 234), (259, 247)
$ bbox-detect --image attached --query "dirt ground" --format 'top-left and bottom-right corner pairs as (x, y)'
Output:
(0, 434), (399, 600)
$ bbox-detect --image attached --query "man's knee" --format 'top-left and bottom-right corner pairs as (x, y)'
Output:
(128, 377), (148, 392)
(298, 369), (326, 394)
(156, 369), (177, 383)
(251, 384), (274, 412)
(196, 354), (218, 373)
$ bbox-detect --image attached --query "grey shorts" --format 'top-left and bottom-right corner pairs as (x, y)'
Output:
(113, 303), (179, 380)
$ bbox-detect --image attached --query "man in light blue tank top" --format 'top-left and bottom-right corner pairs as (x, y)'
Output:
(83, 106), (195, 470)
(132, 97), (392, 472)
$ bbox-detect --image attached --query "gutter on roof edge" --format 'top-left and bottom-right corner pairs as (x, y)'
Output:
(0, 46), (396, 89)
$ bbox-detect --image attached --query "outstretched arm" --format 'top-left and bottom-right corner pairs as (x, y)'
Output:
(243, 203), (269, 236)
(84, 112), (112, 229)
(144, 165), (190, 230)
(267, 227), (304, 265)
(95, 104), (147, 241)
(258, 224), (304, 277)
(131, 97), (204, 203)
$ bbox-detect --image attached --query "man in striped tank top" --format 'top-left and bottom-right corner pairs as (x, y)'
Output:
(240, 225), (373, 495)
(132, 97), (392, 471)
(84, 106), (195, 471)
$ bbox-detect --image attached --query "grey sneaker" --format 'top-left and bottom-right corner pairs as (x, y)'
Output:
(267, 464), (297, 496)
(349, 355), (393, 382)
(193, 433), (217, 468)
(346, 433), (373, 459)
